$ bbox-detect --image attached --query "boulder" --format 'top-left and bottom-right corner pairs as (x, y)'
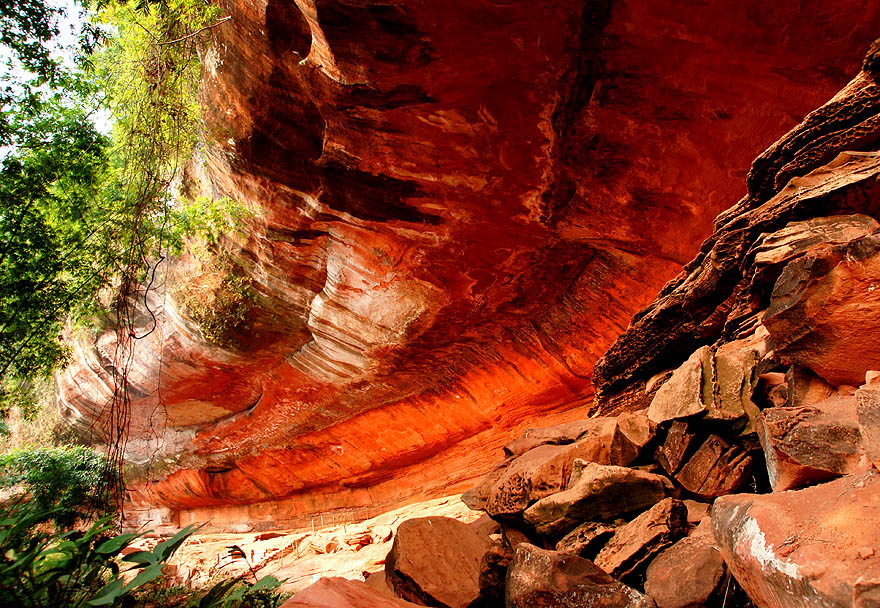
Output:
(611, 410), (658, 466)
(643, 530), (726, 608)
(594, 498), (688, 579)
(712, 472), (880, 608)
(503, 418), (614, 458)
(385, 517), (490, 608)
(682, 500), (710, 528)
(763, 231), (880, 387)
(480, 423), (618, 518)
(857, 386), (880, 469)
(480, 445), (572, 518)
(759, 395), (864, 491)
(709, 338), (763, 427)
(363, 570), (396, 598)
(477, 543), (510, 607)
(461, 458), (514, 511)
(647, 339), (762, 429)
(555, 522), (617, 559)
(499, 525), (532, 551)
(505, 543), (655, 608)
(282, 577), (420, 608)
(647, 347), (711, 424)
(524, 463), (673, 537)
(675, 435), (752, 499)
(655, 421), (697, 476)
(785, 365), (835, 408)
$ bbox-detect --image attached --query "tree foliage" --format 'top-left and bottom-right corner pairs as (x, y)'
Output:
(0, 445), (112, 527)
(0, 0), (238, 396)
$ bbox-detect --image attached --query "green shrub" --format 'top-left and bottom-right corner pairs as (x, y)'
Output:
(0, 501), (195, 608)
(0, 445), (112, 527)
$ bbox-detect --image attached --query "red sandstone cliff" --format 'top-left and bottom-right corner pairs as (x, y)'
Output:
(56, 0), (880, 529)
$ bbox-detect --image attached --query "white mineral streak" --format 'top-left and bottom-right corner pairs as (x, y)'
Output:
(742, 517), (801, 579)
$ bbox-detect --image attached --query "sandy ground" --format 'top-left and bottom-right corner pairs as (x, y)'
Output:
(131, 494), (483, 594)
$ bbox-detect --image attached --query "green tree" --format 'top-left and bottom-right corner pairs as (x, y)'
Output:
(0, 445), (112, 527)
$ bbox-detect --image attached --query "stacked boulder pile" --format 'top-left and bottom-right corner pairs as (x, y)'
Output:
(282, 41), (880, 608)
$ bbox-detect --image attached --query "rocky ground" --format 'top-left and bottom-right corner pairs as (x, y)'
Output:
(250, 39), (880, 608)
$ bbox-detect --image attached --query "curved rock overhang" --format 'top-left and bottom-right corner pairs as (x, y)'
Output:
(57, 0), (880, 529)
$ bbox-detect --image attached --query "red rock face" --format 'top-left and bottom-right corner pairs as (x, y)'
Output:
(57, 0), (880, 528)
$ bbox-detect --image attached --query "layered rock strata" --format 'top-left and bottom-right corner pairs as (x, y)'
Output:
(281, 38), (880, 608)
(58, 0), (880, 528)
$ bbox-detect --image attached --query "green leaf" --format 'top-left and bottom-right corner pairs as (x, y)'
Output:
(95, 532), (139, 555)
(152, 523), (200, 562)
(251, 575), (281, 592)
(198, 578), (240, 608)
(121, 550), (155, 566)
(87, 577), (124, 606)
(121, 562), (164, 594)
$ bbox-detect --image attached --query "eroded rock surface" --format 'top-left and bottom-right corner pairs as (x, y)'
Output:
(505, 544), (654, 608)
(50, 0), (879, 528)
(712, 473), (880, 608)
(282, 577), (420, 608)
(385, 516), (490, 608)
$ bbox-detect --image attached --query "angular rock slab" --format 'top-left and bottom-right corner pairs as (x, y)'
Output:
(611, 410), (658, 466)
(644, 531), (725, 608)
(474, 422), (617, 518)
(594, 498), (687, 579)
(713, 472), (880, 608)
(477, 543), (511, 607)
(857, 386), (880, 469)
(648, 347), (711, 424)
(523, 463), (674, 537)
(505, 543), (654, 608)
(385, 516), (490, 608)
(675, 434), (752, 499)
(504, 418), (614, 458)
(656, 421), (697, 476)
(759, 395), (863, 491)
(763, 231), (880, 387)
(556, 521), (617, 559)
(282, 577), (421, 607)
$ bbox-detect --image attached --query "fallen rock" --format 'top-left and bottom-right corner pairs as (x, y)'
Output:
(461, 458), (514, 511)
(857, 386), (880, 469)
(682, 500), (710, 528)
(503, 418), (612, 457)
(363, 570), (396, 598)
(611, 410), (658, 466)
(385, 516), (490, 608)
(555, 522), (617, 559)
(710, 338), (762, 427)
(481, 445), (572, 518)
(712, 472), (880, 608)
(481, 423), (618, 518)
(499, 525), (532, 551)
(505, 543), (655, 608)
(763, 230), (880, 387)
(785, 365), (835, 408)
(647, 347), (711, 424)
(644, 530), (726, 608)
(469, 515), (500, 537)
(594, 498), (687, 579)
(655, 421), (697, 476)
(748, 214), (880, 305)
(759, 395), (863, 491)
(523, 463), (673, 537)
(282, 577), (420, 608)
(675, 435), (752, 499)
(477, 543), (510, 607)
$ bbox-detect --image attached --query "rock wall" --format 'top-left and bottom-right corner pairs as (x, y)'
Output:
(280, 38), (880, 608)
(57, 0), (880, 529)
